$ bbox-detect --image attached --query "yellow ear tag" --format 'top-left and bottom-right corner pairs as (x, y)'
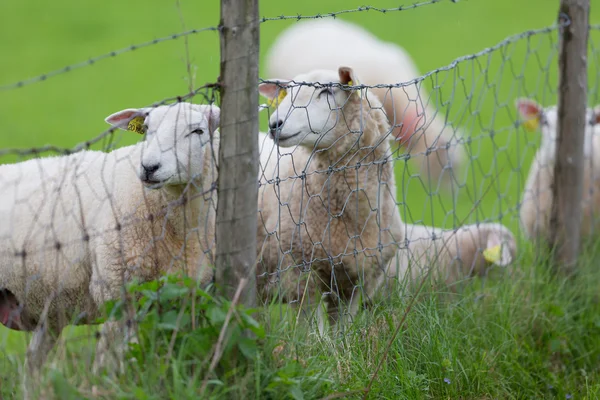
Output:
(347, 78), (359, 95)
(127, 116), (146, 134)
(483, 244), (502, 264)
(523, 117), (540, 132)
(267, 89), (287, 108)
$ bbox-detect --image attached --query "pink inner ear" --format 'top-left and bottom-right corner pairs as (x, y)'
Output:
(517, 99), (541, 119)
(259, 82), (282, 99)
(207, 107), (221, 134)
(594, 107), (600, 125)
(338, 69), (352, 85)
(106, 110), (139, 124)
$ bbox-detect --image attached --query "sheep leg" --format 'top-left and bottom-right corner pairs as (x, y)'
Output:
(322, 297), (360, 336)
(93, 318), (138, 376)
(317, 269), (380, 335)
(23, 325), (59, 400)
(315, 298), (338, 336)
(335, 268), (384, 333)
(345, 288), (362, 325)
(319, 296), (348, 336)
(89, 256), (138, 377)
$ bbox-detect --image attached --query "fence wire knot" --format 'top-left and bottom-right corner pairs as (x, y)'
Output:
(558, 12), (572, 28)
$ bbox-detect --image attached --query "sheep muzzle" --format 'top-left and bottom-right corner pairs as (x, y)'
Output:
(0, 289), (24, 331)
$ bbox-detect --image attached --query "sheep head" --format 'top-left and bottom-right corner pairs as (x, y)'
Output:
(516, 97), (600, 162)
(482, 230), (516, 268)
(259, 66), (374, 150)
(105, 102), (220, 188)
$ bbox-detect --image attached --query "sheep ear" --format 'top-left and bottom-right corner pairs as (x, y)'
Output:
(105, 108), (147, 134)
(205, 105), (221, 135)
(259, 80), (288, 108)
(593, 105), (600, 125)
(482, 233), (513, 267)
(515, 98), (542, 132)
(338, 66), (361, 99)
(338, 66), (359, 87)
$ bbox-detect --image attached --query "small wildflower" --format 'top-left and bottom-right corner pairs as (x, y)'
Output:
(444, 378), (451, 385)
(547, 385), (554, 390)
(566, 394), (572, 399)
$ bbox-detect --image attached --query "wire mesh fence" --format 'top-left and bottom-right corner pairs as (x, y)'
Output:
(0, 84), (222, 397)
(0, 0), (598, 397)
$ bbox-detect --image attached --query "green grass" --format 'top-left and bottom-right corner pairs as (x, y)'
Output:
(4, 241), (600, 399)
(1, 0), (600, 398)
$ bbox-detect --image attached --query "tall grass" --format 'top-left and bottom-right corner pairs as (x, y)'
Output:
(2, 238), (600, 399)
(1, 1), (600, 399)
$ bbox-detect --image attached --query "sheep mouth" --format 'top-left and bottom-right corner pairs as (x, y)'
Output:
(273, 131), (301, 143)
(142, 177), (170, 188)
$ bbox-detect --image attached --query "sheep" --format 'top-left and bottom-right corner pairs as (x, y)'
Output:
(257, 66), (404, 333)
(516, 98), (600, 241)
(258, 129), (516, 293)
(387, 222), (517, 289)
(265, 18), (467, 191)
(0, 101), (220, 395)
(256, 65), (520, 331)
(257, 127), (517, 320)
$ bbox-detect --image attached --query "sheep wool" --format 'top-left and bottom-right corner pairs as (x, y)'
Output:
(258, 66), (404, 332)
(265, 18), (467, 191)
(386, 222), (517, 289)
(257, 66), (519, 333)
(0, 102), (220, 397)
(516, 97), (600, 241)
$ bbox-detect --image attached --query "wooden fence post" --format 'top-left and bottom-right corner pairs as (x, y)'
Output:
(215, 0), (259, 304)
(550, 0), (590, 272)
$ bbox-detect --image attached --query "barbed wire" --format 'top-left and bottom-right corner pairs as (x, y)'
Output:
(254, 18), (567, 302)
(259, 22), (565, 91)
(0, 4), (598, 396)
(0, 1), (462, 93)
(258, 0), (459, 22)
(0, 26), (220, 92)
(0, 83), (220, 157)
(0, 2), (591, 95)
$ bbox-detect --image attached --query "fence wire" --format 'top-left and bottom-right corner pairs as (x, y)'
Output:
(0, 2), (460, 93)
(0, 86), (221, 398)
(252, 19), (580, 328)
(0, 1), (599, 397)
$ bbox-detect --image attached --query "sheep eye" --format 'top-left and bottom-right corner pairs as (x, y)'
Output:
(318, 88), (333, 98)
(190, 128), (205, 135)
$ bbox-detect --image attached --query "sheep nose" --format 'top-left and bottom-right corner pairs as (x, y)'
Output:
(142, 163), (160, 178)
(269, 119), (284, 132)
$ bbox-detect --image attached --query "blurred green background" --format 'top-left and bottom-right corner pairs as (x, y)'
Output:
(1, 0), (599, 229)
(0, 0), (599, 352)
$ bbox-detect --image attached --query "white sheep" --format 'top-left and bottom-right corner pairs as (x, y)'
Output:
(265, 18), (467, 191)
(0, 102), (220, 395)
(387, 222), (516, 289)
(256, 71), (517, 326)
(257, 124), (517, 321)
(257, 66), (404, 332)
(516, 98), (600, 241)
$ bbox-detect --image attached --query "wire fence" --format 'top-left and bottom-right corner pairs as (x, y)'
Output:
(254, 18), (570, 329)
(0, 0), (598, 397)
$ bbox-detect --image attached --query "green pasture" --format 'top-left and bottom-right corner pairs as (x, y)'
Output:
(1, 0), (600, 398)
(1, 0), (599, 231)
